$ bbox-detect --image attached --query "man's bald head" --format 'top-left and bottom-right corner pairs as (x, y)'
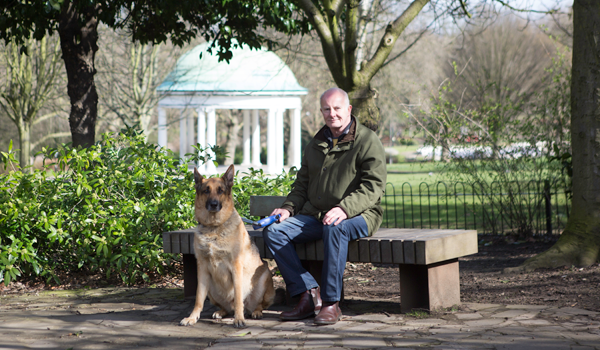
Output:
(320, 88), (350, 108)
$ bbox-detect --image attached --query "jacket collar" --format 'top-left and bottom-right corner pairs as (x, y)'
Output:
(315, 116), (357, 147)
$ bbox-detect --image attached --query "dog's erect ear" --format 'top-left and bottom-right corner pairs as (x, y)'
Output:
(222, 164), (235, 188)
(194, 167), (204, 186)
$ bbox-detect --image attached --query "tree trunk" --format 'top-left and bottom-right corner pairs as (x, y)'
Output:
(17, 122), (31, 171)
(349, 85), (380, 132)
(505, 0), (600, 272)
(223, 110), (241, 166)
(58, 1), (99, 148)
(132, 42), (160, 141)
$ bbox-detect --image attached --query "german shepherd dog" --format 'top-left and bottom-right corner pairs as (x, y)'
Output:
(180, 164), (275, 328)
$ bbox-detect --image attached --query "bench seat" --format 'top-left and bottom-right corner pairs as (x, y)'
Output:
(163, 226), (477, 312)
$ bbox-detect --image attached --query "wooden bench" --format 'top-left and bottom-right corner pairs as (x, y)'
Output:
(163, 196), (478, 313)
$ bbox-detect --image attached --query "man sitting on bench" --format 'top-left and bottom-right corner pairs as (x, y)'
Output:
(263, 87), (387, 325)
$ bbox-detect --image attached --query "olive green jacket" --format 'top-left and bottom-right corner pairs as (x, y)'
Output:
(281, 118), (387, 235)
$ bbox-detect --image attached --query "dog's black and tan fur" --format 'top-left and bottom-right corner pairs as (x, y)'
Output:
(180, 165), (275, 328)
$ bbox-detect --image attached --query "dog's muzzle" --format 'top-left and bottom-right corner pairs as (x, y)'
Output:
(206, 199), (222, 212)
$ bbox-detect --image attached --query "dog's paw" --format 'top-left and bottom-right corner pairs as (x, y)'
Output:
(180, 317), (197, 326)
(212, 310), (227, 319)
(233, 318), (246, 328)
(251, 310), (263, 319)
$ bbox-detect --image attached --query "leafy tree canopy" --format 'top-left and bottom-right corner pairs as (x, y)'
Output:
(0, 0), (311, 148)
(0, 0), (311, 59)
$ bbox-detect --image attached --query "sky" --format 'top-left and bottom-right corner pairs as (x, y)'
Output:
(515, 0), (572, 13)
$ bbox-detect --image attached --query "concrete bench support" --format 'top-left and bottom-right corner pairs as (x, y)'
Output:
(399, 258), (459, 313)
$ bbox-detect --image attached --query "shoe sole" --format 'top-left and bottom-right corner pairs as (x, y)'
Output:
(313, 314), (342, 325)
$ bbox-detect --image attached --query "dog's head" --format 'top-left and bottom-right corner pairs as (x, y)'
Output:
(193, 164), (235, 225)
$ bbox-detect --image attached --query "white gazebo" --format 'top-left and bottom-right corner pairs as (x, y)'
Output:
(156, 42), (307, 174)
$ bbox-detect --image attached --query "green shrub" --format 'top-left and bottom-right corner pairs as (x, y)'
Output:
(0, 129), (197, 285)
(400, 138), (415, 146)
(0, 128), (294, 286)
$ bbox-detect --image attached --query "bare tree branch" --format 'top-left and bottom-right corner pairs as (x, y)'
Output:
(32, 112), (62, 126)
(362, 0), (430, 82)
(494, 0), (559, 14)
(31, 132), (71, 149)
(297, 0), (346, 85)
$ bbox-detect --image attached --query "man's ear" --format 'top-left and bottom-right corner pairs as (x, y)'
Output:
(194, 167), (204, 186)
(222, 164), (235, 189)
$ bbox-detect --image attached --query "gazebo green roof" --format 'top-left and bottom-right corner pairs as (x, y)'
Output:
(157, 42), (307, 95)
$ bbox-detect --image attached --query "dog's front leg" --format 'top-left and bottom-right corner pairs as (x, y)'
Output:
(232, 260), (246, 328)
(180, 263), (210, 326)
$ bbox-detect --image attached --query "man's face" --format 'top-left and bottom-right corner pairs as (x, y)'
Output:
(320, 91), (352, 134)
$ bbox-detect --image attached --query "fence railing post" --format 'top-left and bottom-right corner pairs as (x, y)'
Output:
(544, 179), (553, 235)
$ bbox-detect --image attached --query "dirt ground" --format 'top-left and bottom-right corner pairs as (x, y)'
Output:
(336, 236), (600, 312)
(3, 235), (600, 313)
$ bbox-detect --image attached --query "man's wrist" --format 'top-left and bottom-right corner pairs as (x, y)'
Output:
(334, 205), (348, 218)
(281, 205), (294, 216)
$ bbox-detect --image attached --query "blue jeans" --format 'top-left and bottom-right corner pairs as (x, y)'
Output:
(263, 214), (369, 302)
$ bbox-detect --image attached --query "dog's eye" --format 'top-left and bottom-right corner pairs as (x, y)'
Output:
(217, 187), (224, 194)
(203, 187), (210, 194)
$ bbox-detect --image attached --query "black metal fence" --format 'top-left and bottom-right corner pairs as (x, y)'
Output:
(381, 180), (571, 235)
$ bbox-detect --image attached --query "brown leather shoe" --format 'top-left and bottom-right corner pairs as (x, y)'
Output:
(280, 287), (322, 321)
(314, 301), (342, 325)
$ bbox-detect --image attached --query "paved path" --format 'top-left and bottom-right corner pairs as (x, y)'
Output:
(1, 288), (599, 349)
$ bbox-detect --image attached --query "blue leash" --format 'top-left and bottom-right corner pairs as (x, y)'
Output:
(241, 214), (281, 230)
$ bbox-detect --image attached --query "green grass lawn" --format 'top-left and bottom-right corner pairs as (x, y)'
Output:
(386, 161), (439, 173)
(385, 145), (421, 162)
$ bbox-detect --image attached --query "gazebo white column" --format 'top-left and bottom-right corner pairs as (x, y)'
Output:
(242, 110), (251, 165)
(275, 108), (285, 171)
(289, 108), (302, 169)
(206, 108), (217, 174)
(266, 109), (277, 174)
(252, 109), (261, 167)
(196, 108), (207, 172)
(158, 107), (167, 148)
(179, 109), (187, 159)
(187, 110), (194, 155)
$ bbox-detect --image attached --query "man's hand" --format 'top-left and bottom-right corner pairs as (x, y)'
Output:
(323, 207), (348, 226)
(270, 208), (290, 223)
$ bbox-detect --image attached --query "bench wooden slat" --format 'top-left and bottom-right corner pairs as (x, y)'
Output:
(181, 232), (192, 255)
(369, 240), (381, 263)
(163, 232), (172, 254)
(172, 231), (182, 254)
(348, 241), (359, 261)
(380, 240), (393, 263)
(403, 240), (415, 264)
(416, 240), (427, 265)
(391, 240), (404, 264)
(358, 240), (370, 262)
